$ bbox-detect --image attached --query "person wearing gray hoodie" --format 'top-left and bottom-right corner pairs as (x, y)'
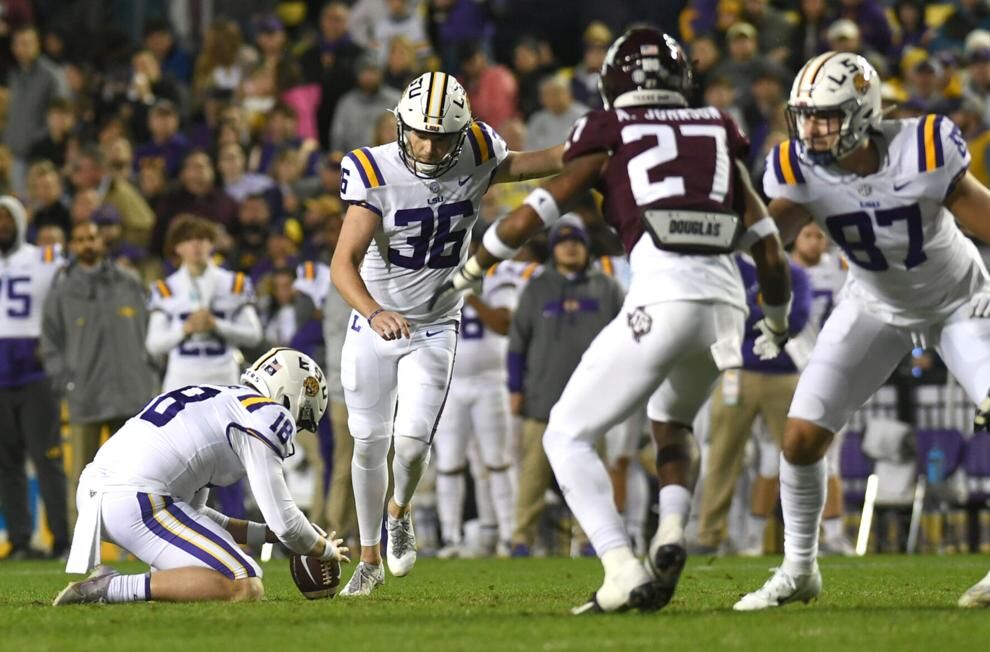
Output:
(0, 195), (69, 559)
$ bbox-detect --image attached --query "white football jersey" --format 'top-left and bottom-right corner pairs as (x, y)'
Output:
(454, 261), (539, 378)
(85, 384), (318, 552)
(764, 115), (987, 326)
(0, 243), (61, 339)
(148, 264), (259, 389)
(340, 121), (509, 325)
(293, 260), (331, 308)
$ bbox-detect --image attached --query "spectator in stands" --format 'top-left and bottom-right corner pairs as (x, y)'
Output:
(826, 19), (865, 55)
(28, 98), (74, 169)
(35, 224), (65, 248)
(4, 25), (68, 193)
(787, 0), (833, 74)
(0, 195), (68, 560)
(373, 111), (397, 147)
(133, 99), (189, 178)
(151, 150), (238, 259)
(967, 47), (990, 127)
(512, 37), (555, 119)
(218, 142), (274, 203)
(330, 54), (400, 155)
(890, 0), (934, 68)
(459, 41), (518, 130)
(695, 256), (811, 555)
(105, 137), (134, 183)
(26, 160), (70, 241)
(508, 216), (625, 555)
(136, 158), (167, 207)
(690, 34), (722, 98)
(744, 63), (788, 168)
(300, 1), (365, 150)
(40, 220), (156, 529)
(295, 151), (345, 202)
(427, 0), (495, 74)
(839, 0), (894, 57)
(70, 189), (100, 225)
(526, 75), (587, 151)
(192, 20), (247, 100)
(704, 76), (746, 132)
(931, 0), (990, 54)
(371, 0), (430, 65)
(906, 59), (945, 109)
(127, 49), (185, 146)
(243, 15), (303, 115)
(951, 95), (990, 186)
(740, 0), (793, 65)
(712, 22), (767, 109)
(382, 36), (420, 94)
(143, 18), (193, 85)
(259, 266), (299, 347)
(567, 22), (611, 112)
(229, 194), (274, 275)
(251, 102), (319, 177)
(69, 146), (155, 249)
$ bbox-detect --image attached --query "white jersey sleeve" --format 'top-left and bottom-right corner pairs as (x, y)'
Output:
(763, 139), (817, 204)
(227, 405), (321, 555)
(915, 114), (970, 200)
(466, 121), (509, 170)
(340, 146), (386, 215)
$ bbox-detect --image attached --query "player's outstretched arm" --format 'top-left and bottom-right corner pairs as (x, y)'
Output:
(431, 153), (608, 311)
(735, 160), (793, 359)
(491, 144), (566, 184)
(331, 203), (410, 340)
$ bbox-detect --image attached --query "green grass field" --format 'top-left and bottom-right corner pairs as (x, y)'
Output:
(2, 555), (989, 651)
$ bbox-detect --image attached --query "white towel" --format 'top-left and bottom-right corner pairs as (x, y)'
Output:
(65, 480), (103, 575)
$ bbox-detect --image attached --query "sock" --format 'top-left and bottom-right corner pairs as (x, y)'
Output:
(823, 516), (843, 542)
(106, 573), (150, 603)
(624, 463), (648, 547)
(601, 546), (637, 576)
(544, 427), (629, 556)
(780, 456), (827, 576)
(656, 484), (691, 545)
(392, 436), (431, 507)
(436, 471), (465, 545)
(351, 438), (391, 547)
(488, 468), (515, 543)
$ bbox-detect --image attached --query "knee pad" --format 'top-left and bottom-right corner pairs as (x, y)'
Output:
(393, 435), (431, 469)
(351, 437), (391, 470)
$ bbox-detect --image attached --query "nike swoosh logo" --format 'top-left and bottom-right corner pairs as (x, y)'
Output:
(893, 181), (911, 191)
(457, 176), (471, 186)
(425, 330), (441, 337)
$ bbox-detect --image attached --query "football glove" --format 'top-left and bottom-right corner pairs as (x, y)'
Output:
(428, 257), (484, 310)
(970, 291), (990, 318)
(974, 394), (990, 431)
(753, 318), (789, 360)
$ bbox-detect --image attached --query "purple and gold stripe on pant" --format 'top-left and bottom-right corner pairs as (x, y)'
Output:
(138, 493), (257, 580)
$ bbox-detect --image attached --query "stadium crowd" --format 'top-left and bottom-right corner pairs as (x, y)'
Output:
(2, 0), (990, 561)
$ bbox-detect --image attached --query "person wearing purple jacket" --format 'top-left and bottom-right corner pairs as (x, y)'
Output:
(695, 255), (811, 555)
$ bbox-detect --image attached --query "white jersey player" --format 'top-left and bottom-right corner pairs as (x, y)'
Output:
(435, 28), (793, 614)
(146, 216), (263, 390)
(53, 348), (349, 605)
(294, 259), (332, 308)
(735, 53), (990, 611)
(330, 71), (564, 595)
(432, 259), (535, 555)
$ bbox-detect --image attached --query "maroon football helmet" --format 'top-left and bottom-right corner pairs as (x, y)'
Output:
(598, 28), (693, 110)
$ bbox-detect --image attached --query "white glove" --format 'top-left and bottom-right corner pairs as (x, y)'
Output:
(428, 257), (484, 309)
(318, 529), (350, 563)
(753, 318), (789, 360)
(970, 291), (990, 318)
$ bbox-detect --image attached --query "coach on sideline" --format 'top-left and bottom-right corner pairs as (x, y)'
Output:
(41, 220), (158, 530)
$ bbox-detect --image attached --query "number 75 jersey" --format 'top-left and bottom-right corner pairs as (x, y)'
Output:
(340, 123), (508, 325)
(764, 115), (988, 326)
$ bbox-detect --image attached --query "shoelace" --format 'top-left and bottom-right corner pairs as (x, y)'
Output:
(389, 518), (412, 556)
(755, 567), (795, 598)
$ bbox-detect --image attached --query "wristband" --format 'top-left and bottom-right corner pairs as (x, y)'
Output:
(523, 188), (561, 226)
(482, 223), (520, 260)
(246, 521), (268, 547)
(736, 216), (780, 251)
(366, 308), (385, 325)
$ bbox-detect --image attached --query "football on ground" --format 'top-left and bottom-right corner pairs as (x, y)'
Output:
(289, 554), (340, 599)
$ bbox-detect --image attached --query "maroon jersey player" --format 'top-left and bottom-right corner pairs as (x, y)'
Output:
(432, 27), (792, 614)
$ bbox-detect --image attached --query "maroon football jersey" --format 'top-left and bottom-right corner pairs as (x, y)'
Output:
(563, 106), (749, 254)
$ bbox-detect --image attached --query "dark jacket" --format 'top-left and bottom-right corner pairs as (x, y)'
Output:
(508, 265), (624, 421)
(40, 260), (158, 423)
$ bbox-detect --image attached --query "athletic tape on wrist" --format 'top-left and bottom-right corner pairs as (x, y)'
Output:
(523, 188), (561, 226)
(246, 521), (267, 547)
(736, 216), (779, 251)
(482, 224), (520, 260)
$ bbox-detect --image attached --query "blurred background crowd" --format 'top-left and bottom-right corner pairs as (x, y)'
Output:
(3, 0), (990, 561)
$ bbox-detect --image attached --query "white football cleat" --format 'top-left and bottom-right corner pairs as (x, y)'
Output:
(52, 565), (120, 606)
(958, 572), (990, 608)
(733, 564), (822, 611)
(571, 557), (655, 615)
(338, 562), (385, 597)
(386, 511), (417, 577)
(436, 543), (462, 560)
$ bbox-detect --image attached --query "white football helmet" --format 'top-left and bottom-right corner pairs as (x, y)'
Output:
(394, 71), (472, 178)
(241, 347), (328, 432)
(787, 52), (882, 165)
